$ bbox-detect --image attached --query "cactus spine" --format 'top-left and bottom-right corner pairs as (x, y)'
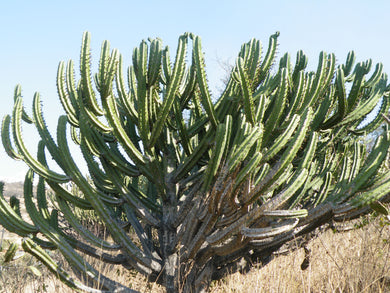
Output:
(1, 32), (390, 293)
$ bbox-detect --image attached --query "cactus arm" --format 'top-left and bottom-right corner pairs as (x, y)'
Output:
(12, 97), (70, 183)
(253, 93), (266, 124)
(161, 46), (172, 84)
(1, 115), (22, 160)
(319, 53), (336, 98)
(206, 205), (262, 246)
(132, 40), (148, 85)
(300, 52), (328, 111)
(227, 125), (262, 172)
(236, 38), (261, 87)
(149, 34), (188, 147)
(33, 93), (68, 171)
(202, 120), (231, 190)
(116, 55), (138, 122)
(253, 162), (270, 186)
(233, 152), (262, 191)
(57, 61), (79, 127)
(291, 50), (308, 84)
(320, 67), (347, 129)
(13, 84), (33, 124)
(284, 70), (307, 122)
(360, 159), (390, 190)
(365, 62), (383, 88)
(238, 38), (262, 85)
(230, 118), (252, 154)
(35, 174), (51, 221)
(98, 42), (120, 98)
(67, 238), (128, 264)
(3, 242), (19, 263)
(107, 141), (141, 176)
(0, 193), (37, 235)
(334, 66), (347, 115)
(70, 124), (81, 145)
(262, 209), (308, 219)
(65, 60), (80, 115)
(338, 76), (386, 126)
(186, 112), (209, 138)
(134, 41), (150, 143)
(261, 114), (300, 162)
(313, 171), (333, 206)
(284, 106), (313, 163)
(297, 132), (318, 171)
(193, 35), (218, 129)
(263, 68), (289, 142)
(185, 213), (219, 260)
(180, 62), (197, 109)
(103, 94), (146, 166)
(249, 40), (262, 83)
(278, 52), (292, 74)
(79, 32), (103, 116)
(346, 131), (390, 195)
(236, 57), (255, 125)
(87, 128), (140, 177)
(0, 207), (26, 236)
(79, 124), (101, 157)
(45, 180), (92, 209)
(357, 95), (389, 133)
(80, 143), (118, 194)
(255, 32), (279, 87)
(241, 218), (299, 239)
(9, 196), (21, 217)
(311, 85), (334, 130)
(346, 63), (367, 111)
(147, 38), (163, 87)
(174, 100), (193, 156)
(347, 142), (363, 184)
(258, 167), (309, 210)
(98, 40), (110, 92)
(327, 150), (351, 201)
(78, 100), (113, 134)
(172, 132), (212, 182)
(253, 164), (294, 204)
(342, 51), (356, 77)
(351, 176), (390, 207)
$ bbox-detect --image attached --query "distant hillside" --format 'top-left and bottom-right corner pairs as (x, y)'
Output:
(2, 181), (24, 197)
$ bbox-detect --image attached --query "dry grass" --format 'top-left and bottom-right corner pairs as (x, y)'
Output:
(1, 214), (389, 293)
(211, 217), (390, 293)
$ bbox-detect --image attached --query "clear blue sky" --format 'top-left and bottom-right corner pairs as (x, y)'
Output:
(1, 0), (389, 182)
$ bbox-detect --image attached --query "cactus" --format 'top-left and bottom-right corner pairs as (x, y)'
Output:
(1, 31), (390, 292)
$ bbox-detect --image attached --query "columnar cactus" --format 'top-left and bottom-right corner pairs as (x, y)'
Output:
(1, 32), (390, 292)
